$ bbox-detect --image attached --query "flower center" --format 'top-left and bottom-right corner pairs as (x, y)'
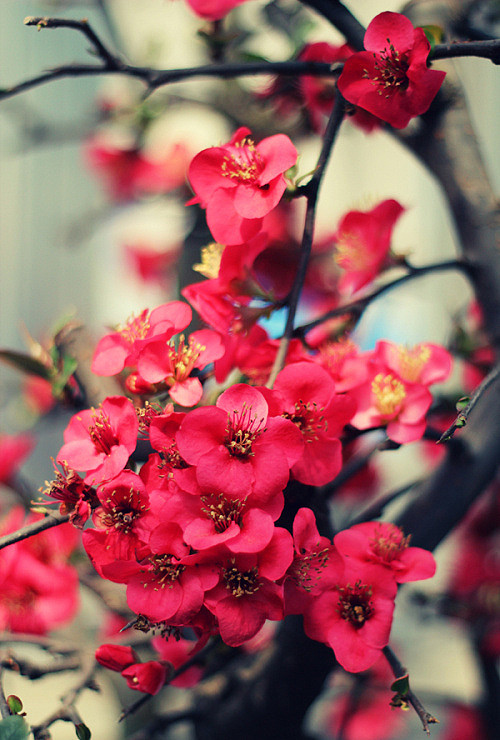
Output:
(371, 373), (406, 417)
(337, 581), (374, 628)
(200, 494), (245, 533)
(223, 563), (260, 597)
(334, 231), (369, 271)
(101, 488), (148, 534)
(396, 344), (431, 383)
(150, 554), (185, 587)
(169, 335), (206, 382)
(284, 400), (326, 442)
(289, 547), (331, 592)
(371, 42), (410, 94)
(88, 409), (120, 455)
(193, 243), (224, 279)
(117, 309), (151, 345)
(221, 138), (264, 185)
(370, 525), (410, 562)
(225, 404), (265, 458)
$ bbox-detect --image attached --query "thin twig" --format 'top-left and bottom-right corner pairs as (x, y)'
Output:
(439, 363), (500, 442)
(0, 513), (70, 551)
(23, 17), (120, 67)
(266, 90), (346, 387)
(294, 260), (467, 339)
(30, 656), (97, 738)
(383, 646), (439, 736)
(2, 16), (498, 104)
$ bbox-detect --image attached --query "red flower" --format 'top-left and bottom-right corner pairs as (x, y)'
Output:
(175, 384), (303, 503)
(186, 0), (249, 21)
(303, 561), (397, 673)
(188, 127), (297, 245)
(333, 200), (405, 295)
(122, 661), (168, 695)
(204, 528), (293, 646)
(91, 301), (192, 377)
(338, 12), (446, 129)
(285, 508), (343, 614)
(137, 328), (224, 406)
(334, 522), (436, 583)
(299, 42), (381, 134)
(57, 395), (138, 485)
(349, 356), (433, 444)
(272, 362), (356, 486)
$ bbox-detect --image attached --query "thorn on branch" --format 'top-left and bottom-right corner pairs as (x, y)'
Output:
(383, 646), (439, 736)
(438, 363), (500, 442)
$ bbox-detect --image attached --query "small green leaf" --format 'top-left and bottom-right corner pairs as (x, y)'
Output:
(75, 723), (92, 740)
(421, 24), (444, 52)
(390, 673), (410, 696)
(455, 415), (467, 428)
(7, 695), (23, 714)
(51, 355), (78, 397)
(0, 715), (30, 739)
(455, 396), (470, 412)
(0, 349), (52, 379)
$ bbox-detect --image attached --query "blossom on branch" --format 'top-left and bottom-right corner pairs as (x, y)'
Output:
(188, 127), (298, 245)
(337, 12), (446, 129)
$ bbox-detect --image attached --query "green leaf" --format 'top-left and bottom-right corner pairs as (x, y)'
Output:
(455, 396), (470, 412)
(6, 696), (23, 714)
(75, 723), (92, 740)
(51, 355), (78, 397)
(390, 673), (410, 696)
(0, 350), (52, 379)
(421, 24), (444, 52)
(0, 715), (30, 739)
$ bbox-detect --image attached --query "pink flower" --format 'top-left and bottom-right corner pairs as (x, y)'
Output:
(188, 127), (298, 245)
(285, 508), (343, 614)
(349, 357), (433, 444)
(334, 522), (436, 583)
(95, 643), (139, 672)
(57, 395), (138, 485)
(186, 0), (249, 21)
(299, 42), (381, 134)
(122, 661), (168, 695)
(137, 329), (224, 406)
(176, 384), (303, 503)
(203, 528), (293, 646)
(303, 561), (397, 672)
(375, 340), (452, 385)
(272, 362), (356, 486)
(333, 200), (405, 295)
(338, 12), (446, 129)
(91, 301), (192, 377)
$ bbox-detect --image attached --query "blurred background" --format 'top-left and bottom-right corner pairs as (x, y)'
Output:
(0, 1), (499, 738)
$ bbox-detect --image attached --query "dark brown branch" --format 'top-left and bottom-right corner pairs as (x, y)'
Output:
(0, 512), (69, 551)
(439, 363), (500, 441)
(295, 260), (466, 338)
(267, 91), (346, 387)
(30, 656), (97, 739)
(23, 16), (120, 67)
(431, 38), (500, 63)
(383, 646), (439, 735)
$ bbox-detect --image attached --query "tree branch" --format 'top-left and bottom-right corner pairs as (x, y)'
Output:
(267, 90), (346, 387)
(383, 646), (439, 735)
(0, 513), (69, 551)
